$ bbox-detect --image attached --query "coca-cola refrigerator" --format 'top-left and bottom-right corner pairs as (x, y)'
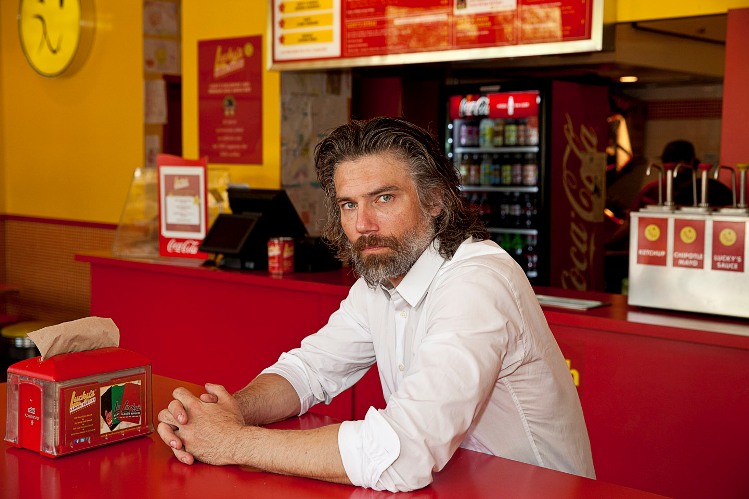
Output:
(443, 81), (611, 291)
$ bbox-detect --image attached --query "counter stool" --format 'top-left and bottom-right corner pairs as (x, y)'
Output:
(1, 320), (51, 381)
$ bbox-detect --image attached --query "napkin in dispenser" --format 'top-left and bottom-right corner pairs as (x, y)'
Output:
(4, 317), (153, 457)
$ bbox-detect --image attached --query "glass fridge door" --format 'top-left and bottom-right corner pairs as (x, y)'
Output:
(446, 90), (543, 281)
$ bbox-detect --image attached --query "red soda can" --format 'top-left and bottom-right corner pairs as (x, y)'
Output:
(268, 237), (294, 274)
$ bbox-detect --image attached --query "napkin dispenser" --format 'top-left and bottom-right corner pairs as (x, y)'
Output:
(4, 347), (153, 457)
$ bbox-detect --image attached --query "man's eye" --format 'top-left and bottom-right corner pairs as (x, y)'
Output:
(340, 202), (356, 210)
(378, 194), (393, 203)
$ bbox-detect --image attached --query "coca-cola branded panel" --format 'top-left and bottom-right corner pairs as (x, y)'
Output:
(547, 81), (609, 291)
(445, 88), (544, 282)
(157, 154), (209, 259)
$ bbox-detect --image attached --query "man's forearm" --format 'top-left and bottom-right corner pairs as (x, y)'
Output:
(233, 373), (302, 425)
(231, 423), (351, 485)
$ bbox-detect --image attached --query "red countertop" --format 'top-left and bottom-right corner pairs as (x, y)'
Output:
(2, 374), (663, 498)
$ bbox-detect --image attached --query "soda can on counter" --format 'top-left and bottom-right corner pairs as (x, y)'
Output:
(268, 237), (294, 275)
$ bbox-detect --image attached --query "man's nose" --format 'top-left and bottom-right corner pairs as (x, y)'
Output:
(355, 205), (378, 234)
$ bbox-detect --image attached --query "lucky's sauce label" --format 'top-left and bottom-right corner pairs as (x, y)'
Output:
(712, 221), (745, 272)
(673, 218), (705, 269)
(637, 217), (668, 266)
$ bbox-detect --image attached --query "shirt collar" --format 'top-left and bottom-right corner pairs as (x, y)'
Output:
(387, 241), (446, 307)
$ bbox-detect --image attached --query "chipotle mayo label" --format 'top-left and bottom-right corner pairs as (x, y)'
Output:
(636, 217), (668, 266)
(672, 218), (705, 269)
(712, 221), (745, 272)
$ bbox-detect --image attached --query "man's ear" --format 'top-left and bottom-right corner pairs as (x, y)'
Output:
(427, 189), (444, 217)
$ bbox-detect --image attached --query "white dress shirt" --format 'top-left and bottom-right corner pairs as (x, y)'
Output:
(263, 238), (595, 491)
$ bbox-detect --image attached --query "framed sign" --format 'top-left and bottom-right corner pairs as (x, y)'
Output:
(270, 0), (604, 70)
(157, 154), (209, 259)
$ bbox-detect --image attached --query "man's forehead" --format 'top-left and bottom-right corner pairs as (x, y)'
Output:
(334, 152), (412, 190)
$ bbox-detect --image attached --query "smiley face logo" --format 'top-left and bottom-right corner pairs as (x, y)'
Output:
(680, 226), (697, 244)
(18, 0), (92, 77)
(718, 228), (737, 247)
(644, 224), (661, 242)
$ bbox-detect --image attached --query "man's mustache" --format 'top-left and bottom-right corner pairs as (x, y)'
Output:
(352, 235), (399, 253)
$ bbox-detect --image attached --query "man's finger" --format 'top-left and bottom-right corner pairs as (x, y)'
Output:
(199, 392), (219, 403)
(156, 421), (184, 451)
(169, 390), (196, 422)
(157, 408), (179, 427)
(204, 383), (231, 401)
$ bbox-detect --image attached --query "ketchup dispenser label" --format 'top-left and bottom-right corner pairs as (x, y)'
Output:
(672, 218), (705, 269)
(636, 217), (668, 266)
(712, 221), (745, 272)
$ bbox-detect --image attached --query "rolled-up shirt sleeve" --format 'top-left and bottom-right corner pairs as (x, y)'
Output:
(338, 409), (400, 488)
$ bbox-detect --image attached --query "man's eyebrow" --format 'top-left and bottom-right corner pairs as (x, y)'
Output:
(336, 185), (401, 204)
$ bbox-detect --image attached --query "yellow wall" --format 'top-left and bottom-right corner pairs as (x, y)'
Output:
(0, 1), (143, 224)
(618, 0), (749, 21)
(182, 0), (280, 190)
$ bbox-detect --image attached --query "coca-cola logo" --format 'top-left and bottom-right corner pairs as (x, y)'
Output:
(167, 239), (201, 254)
(459, 96), (490, 117)
(560, 113), (601, 290)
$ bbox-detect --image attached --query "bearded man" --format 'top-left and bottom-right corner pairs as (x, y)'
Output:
(157, 117), (595, 492)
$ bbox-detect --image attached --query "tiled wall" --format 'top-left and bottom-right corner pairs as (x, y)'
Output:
(1, 217), (115, 324)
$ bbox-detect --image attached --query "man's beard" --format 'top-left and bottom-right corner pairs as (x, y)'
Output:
(343, 215), (436, 288)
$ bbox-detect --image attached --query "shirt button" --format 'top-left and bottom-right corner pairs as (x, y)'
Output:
(400, 311), (407, 318)
(398, 364), (405, 372)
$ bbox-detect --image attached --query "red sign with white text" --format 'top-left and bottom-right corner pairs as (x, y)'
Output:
(636, 217), (668, 266)
(672, 218), (705, 269)
(712, 220), (745, 272)
(198, 36), (262, 164)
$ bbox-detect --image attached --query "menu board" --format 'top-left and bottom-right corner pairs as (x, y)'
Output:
(271, 0), (603, 69)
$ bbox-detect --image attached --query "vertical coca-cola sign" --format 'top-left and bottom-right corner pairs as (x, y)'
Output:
(157, 154), (209, 259)
(549, 82), (609, 291)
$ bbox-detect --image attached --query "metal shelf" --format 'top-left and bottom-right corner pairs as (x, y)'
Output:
(488, 227), (538, 235)
(461, 185), (539, 193)
(453, 146), (539, 154)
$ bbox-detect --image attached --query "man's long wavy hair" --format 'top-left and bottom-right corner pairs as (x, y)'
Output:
(314, 117), (489, 261)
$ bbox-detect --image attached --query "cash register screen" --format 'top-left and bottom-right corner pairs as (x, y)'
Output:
(198, 213), (258, 255)
(226, 187), (307, 239)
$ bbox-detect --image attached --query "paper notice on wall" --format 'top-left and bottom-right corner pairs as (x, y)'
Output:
(145, 79), (167, 125)
(144, 1), (179, 36)
(144, 38), (181, 74)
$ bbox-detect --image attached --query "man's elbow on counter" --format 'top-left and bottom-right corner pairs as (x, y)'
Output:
(367, 468), (434, 493)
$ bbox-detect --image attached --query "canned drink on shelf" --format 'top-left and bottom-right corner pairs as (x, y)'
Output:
(522, 156), (539, 186)
(268, 237), (294, 274)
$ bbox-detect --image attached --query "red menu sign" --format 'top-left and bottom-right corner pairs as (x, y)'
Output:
(672, 218), (705, 269)
(712, 220), (745, 272)
(272, 0), (602, 69)
(636, 217), (668, 266)
(198, 36), (262, 164)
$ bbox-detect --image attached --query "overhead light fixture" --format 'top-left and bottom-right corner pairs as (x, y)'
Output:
(619, 75), (639, 83)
